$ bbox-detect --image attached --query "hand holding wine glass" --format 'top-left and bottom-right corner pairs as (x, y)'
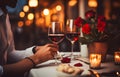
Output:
(48, 22), (64, 64)
(66, 19), (80, 60)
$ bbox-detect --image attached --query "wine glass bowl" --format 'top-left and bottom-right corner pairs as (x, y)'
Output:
(48, 22), (64, 64)
(66, 32), (80, 43)
(48, 34), (64, 44)
(66, 19), (80, 60)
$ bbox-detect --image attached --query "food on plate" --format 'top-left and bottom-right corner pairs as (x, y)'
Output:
(56, 64), (84, 75)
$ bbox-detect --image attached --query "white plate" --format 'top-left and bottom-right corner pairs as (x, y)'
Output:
(56, 70), (91, 77)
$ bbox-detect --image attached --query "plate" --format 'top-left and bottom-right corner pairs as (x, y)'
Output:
(56, 63), (90, 77)
(57, 71), (77, 77)
(57, 70), (91, 77)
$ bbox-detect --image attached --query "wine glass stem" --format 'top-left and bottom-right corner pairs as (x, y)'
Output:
(71, 41), (75, 60)
(53, 42), (59, 65)
(54, 53), (58, 64)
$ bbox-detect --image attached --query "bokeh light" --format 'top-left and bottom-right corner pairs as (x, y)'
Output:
(27, 13), (34, 20)
(56, 5), (62, 11)
(18, 21), (24, 27)
(23, 5), (29, 12)
(88, 0), (98, 8)
(29, 0), (38, 7)
(19, 11), (25, 18)
(43, 9), (49, 15)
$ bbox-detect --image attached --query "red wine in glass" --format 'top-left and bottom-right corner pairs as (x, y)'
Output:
(48, 34), (64, 44)
(66, 19), (80, 60)
(66, 32), (80, 42)
(48, 22), (64, 64)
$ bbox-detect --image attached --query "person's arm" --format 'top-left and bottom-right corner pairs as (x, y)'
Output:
(8, 46), (35, 63)
(8, 46), (41, 63)
(3, 55), (38, 77)
(2, 44), (58, 77)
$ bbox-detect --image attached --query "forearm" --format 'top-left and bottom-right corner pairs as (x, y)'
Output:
(2, 55), (39, 77)
(2, 44), (57, 77)
(8, 47), (34, 63)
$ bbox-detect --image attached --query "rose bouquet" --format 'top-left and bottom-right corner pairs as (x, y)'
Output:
(74, 10), (109, 44)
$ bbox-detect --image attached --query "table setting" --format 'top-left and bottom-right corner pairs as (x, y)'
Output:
(28, 10), (120, 77)
(28, 52), (120, 77)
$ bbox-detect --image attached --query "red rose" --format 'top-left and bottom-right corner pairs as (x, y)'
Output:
(97, 21), (106, 32)
(98, 16), (106, 22)
(82, 23), (91, 34)
(97, 16), (106, 32)
(85, 10), (96, 19)
(74, 17), (84, 28)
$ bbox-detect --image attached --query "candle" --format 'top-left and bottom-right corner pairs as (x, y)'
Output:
(114, 52), (120, 64)
(90, 54), (101, 69)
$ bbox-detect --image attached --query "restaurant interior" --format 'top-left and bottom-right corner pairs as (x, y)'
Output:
(3, 0), (120, 77)
(8, 0), (120, 55)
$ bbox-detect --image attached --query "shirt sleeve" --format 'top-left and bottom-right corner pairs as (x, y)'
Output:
(0, 65), (3, 76)
(7, 46), (35, 63)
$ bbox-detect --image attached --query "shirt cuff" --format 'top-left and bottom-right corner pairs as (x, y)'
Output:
(0, 65), (3, 76)
(25, 46), (36, 55)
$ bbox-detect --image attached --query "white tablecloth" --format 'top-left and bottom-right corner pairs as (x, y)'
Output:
(28, 52), (120, 77)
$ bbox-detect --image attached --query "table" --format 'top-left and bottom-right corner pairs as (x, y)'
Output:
(28, 52), (120, 77)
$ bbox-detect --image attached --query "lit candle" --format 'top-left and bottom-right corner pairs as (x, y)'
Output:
(114, 52), (120, 64)
(90, 54), (101, 69)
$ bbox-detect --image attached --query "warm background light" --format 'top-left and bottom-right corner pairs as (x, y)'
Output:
(43, 9), (49, 15)
(25, 20), (33, 26)
(19, 11), (25, 18)
(68, 0), (77, 6)
(27, 13), (34, 20)
(36, 18), (44, 26)
(29, 0), (38, 7)
(51, 14), (58, 21)
(88, 0), (98, 8)
(23, 5), (29, 12)
(56, 5), (62, 11)
(18, 21), (24, 27)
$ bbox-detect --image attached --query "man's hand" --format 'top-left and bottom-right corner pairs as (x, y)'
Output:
(33, 44), (58, 64)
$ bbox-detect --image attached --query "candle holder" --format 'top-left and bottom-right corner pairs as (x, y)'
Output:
(114, 52), (120, 65)
(89, 53), (102, 69)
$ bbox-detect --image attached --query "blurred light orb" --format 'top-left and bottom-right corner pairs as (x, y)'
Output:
(43, 9), (49, 15)
(51, 14), (58, 21)
(18, 21), (24, 27)
(56, 5), (62, 11)
(36, 18), (44, 26)
(19, 11), (25, 18)
(23, 5), (29, 12)
(68, 0), (77, 6)
(27, 13), (34, 20)
(88, 0), (98, 8)
(25, 20), (33, 26)
(29, 0), (38, 7)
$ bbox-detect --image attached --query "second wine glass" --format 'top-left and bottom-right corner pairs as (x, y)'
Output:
(48, 22), (64, 64)
(66, 19), (80, 60)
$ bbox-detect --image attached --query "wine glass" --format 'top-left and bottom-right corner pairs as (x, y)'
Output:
(66, 19), (80, 60)
(48, 22), (64, 64)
